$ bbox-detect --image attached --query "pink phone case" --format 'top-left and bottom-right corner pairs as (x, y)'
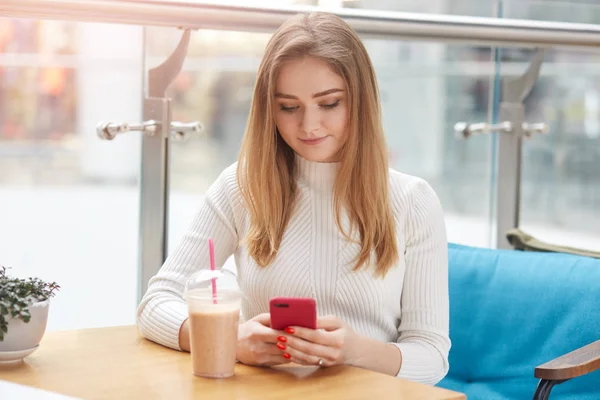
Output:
(269, 297), (317, 330)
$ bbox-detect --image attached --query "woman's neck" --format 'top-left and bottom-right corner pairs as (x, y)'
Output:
(294, 154), (339, 187)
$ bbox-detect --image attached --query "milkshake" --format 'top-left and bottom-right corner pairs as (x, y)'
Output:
(185, 285), (242, 379)
(188, 300), (240, 378)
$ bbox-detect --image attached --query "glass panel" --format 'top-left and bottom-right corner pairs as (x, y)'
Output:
(349, 0), (600, 249)
(500, 0), (600, 24)
(368, 41), (496, 247)
(157, 24), (500, 249)
(342, 0), (600, 23)
(0, 19), (143, 331)
(148, 27), (272, 266)
(340, 0), (498, 17)
(500, 0), (600, 251)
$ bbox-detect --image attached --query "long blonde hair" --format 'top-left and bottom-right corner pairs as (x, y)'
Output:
(237, 12), (398, 277)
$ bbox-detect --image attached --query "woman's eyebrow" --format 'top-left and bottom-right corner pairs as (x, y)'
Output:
(274, 88), (345, 99)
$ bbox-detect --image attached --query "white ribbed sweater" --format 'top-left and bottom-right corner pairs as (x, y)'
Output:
(137, 156), (450, 385)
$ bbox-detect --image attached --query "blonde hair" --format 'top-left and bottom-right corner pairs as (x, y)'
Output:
(237, 12), (398, 277)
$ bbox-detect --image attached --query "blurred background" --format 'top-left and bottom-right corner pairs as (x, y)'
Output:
(0, 0), (599, 332)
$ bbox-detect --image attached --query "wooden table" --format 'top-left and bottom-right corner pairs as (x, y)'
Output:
(0, 326), (465, 400)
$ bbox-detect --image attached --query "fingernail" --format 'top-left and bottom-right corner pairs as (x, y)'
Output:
(283, 353), (291, 359)
(277, 336), (287, 342)
(276, 343), (286, 350)
(285, 327), (295, 334)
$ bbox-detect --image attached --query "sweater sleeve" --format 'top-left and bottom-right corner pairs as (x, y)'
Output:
(392, 179), (451, 385)
(136, 165), (239, 350)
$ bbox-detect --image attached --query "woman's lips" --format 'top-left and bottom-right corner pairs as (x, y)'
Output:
(300, 136), (327, 146)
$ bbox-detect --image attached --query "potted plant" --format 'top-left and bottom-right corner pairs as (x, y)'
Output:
(0, 266), (60, 362)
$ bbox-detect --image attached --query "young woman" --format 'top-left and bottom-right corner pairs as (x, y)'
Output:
(137, 11), (450, 385)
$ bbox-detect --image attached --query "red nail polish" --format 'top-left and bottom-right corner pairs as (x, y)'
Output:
(277, 336), (287, 343)
(285, 327), (295, 334)
(276, 343), (286, 350)
(283, 353), (291, 359)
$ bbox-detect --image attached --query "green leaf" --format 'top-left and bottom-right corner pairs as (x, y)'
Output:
(0, 266), (60, 338)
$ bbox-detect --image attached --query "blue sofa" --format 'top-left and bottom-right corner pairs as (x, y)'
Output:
(438, 243), (600, 400)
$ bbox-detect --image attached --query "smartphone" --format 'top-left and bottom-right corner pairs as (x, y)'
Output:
(269, 297), (317, 330)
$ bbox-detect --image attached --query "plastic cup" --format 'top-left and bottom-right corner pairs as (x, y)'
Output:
(184, 270), (242, 379)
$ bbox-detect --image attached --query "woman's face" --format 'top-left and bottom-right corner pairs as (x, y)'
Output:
(273, 56), (349, 163)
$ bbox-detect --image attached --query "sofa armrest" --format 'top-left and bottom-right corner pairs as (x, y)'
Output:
(535, 340), (600, 381)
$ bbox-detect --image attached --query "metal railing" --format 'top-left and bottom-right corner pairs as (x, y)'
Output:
(2, 0), (599, 297)
(2, 0), (600, 50)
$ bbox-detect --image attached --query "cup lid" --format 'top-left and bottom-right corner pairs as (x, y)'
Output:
(184, 269), (236, 291)
(184, 269), (242, 300)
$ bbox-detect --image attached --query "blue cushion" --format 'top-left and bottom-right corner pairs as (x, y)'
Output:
(438, 243), (600, 400)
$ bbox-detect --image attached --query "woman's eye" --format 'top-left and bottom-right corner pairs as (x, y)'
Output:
(280, 105), (298, 112)
(321, 100), (340, 110)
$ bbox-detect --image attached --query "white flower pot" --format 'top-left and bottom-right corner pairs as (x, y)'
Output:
(0, 300), (50, 353)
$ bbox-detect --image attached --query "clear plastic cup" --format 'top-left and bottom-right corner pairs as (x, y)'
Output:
(184, 269), (242, 379)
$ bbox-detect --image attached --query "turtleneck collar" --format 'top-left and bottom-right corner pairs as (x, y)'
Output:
(295, 154), (339, 187)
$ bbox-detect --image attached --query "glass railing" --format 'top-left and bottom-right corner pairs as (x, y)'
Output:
(160, 30), (501, 250)
(1, 1), (599, 333)
(0, 20), (144, 331)
(338, 0), (600, 24)
(499, 0), (600, 251)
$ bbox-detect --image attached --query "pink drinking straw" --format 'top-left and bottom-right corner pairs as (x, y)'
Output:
(209, 238), (218, 304)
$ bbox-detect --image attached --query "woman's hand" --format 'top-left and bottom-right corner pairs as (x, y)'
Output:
(276, 315), (361, 367)
(236, 313), (290, 366)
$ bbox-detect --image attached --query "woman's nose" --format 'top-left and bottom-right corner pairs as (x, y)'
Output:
(301, 108), (320, 136)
